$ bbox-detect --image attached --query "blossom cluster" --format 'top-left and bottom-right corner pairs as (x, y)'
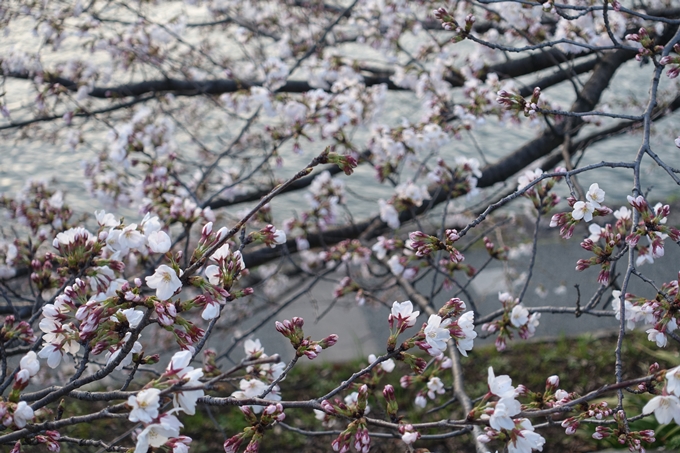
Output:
(2, 1), (680, 452)
(476, 367), (546, 453)
(482, 292), (540, 351)
(126, 351), (204, 453)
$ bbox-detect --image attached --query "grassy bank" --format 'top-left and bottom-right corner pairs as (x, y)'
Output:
(60, 330), (678, 452)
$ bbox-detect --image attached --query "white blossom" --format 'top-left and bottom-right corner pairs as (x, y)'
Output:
(647, 328), (668, 347)
(643, 394), (680, 424)
(489, 397), (521, 430)
(204, 265), (221, 286)
(613, 206), (632, 220)
(517, 168), (542, 190)
(167, 350), (192, 374)
(390, 300), (420, 328)
(148, 230), (171, 253)
(423, 314), (451, 353)
(344, 392), (370, 414)
(508, 419), (546, 453)
(38, 343), (65, 369)
(120, 308), (144, 328)
(141, 213), (162, 236)
(13, 401), (34, 428)
(201, 301), (221, 320)
(572, 201), (596, 222)
(272, 229), (287, 246)
(387, 255), (404, 276)
(510, 305), (529, 328)
(455, 311), (477, 357)
(107, 332), (143, 370)
(235, 378), (267, 399)
(401, 430), (419, 445)
(666, 365), (680, 396)
(53, 227), (94, 250)
(146, 265), (182, 300)
(245, 339), (264, 356)
(488, 367), (515, 398)
(379, 199), (400, 229)
(368, 353), (395, 373)
(134, 412), (183, 453)
(588, 224), (603, 242)
(128, 388), (161, 423)
(426, 377), (445, 399)
(174, 368), (204, 415)
(585, 183), (605, 207)
(19, 351), (40, 377)
(119, 224), (146, 250)
(95, 210), (119, 227)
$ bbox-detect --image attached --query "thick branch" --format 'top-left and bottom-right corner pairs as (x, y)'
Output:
(241, 49), (634, 268)
(1, 51), (594, 102)
(477, 48), (634, 186)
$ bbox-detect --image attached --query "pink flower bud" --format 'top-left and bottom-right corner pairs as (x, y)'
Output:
(433, 7), (448, 20)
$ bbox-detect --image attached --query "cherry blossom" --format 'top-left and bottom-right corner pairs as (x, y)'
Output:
(231, 379), (280, 413)
(613, 206), (632, 220)
(244, 339), (265, 357)
(174, 368), (204, 415)
(643, 395), (680, 424)
(53, 227), (94, 248)
(647, 329), (668, 348)
(585, 183), (605, 207)
(344, 391), (370, 415)
(95, 210), (119, 227)
(146, 265), (182, 300)
(426, 377), (446, 399)
(510, 305), (529, 328)
(588, 224), (603, 242)
(106, 332), (143, 370)
(0, 2), (678, 451)
(119, 308), (144, 329)
(400, 424), (420, 445)
(666, 365), (680, 396)
(517, 168), (543, 190)
(128, 388), (161, 423)
(134, 412), (183, 453)
(19, 351), (40, 377)
(201, 300), (221, 320)
(389, 300), (420, 330)
(13, 401), (34, 428)
(204, 265), (221, 286)
(488, 367), (516, 398)
(387, 255), (405, 276)
(455, 311), (477, 357)
(167, 350), (193, 375)
(119, 224), (146, 251)
(368, 354), (395, 373)
(508, 419), (546, 453)
(423, 314), (452, 354)
(572, 201), (596, 222)
(147, 230), (171, 253)
(414, 393), (427, 408)
(38, 344), (66, 369)
(379, 199), (400, 229)
(489, 397), (521, 431)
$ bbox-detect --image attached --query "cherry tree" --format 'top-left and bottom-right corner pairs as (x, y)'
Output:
(1, 0), (680, 452)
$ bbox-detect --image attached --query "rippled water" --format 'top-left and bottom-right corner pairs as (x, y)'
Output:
(1, 31), (679, 224)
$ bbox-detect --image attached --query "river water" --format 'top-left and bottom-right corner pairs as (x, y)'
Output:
(1, 14), (680, 225)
